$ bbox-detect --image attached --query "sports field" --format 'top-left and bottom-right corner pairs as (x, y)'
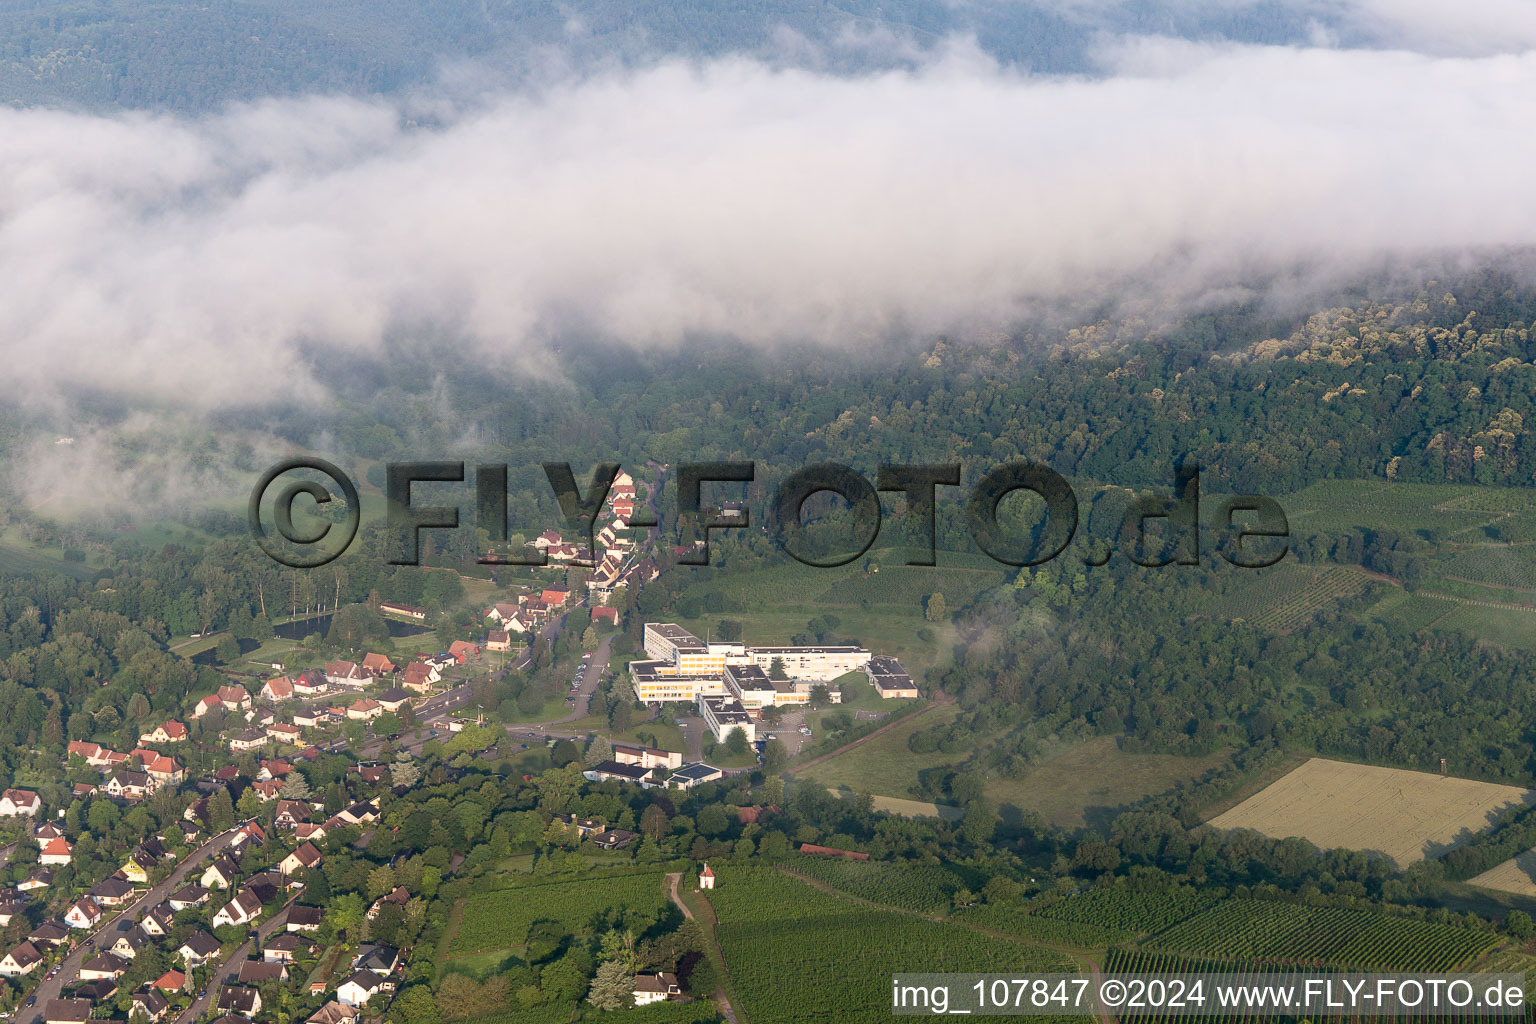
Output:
(1207, 758), (1536, 868)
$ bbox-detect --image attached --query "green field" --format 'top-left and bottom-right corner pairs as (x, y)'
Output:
(982, 737), (1233, 830)
(448, 871), (673, 958)
(0, 539), (99, 579)
(797, 703), (963, 796)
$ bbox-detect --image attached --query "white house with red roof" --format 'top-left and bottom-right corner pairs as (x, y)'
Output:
(145, 755), (185, 787)
(217, 685), (252, 710)
(191, 695), (223, 718)
(139, 721), (188, 745)
(324, 661), (369, 687)
(261, 677), (295, 702)
(0, 789), (41, 817)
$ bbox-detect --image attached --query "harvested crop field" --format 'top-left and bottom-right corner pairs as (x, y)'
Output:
(1206, 757), (1536, 868)
(1469, 850), (1536, 897)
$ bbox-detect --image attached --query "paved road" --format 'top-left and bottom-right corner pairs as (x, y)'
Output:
(172, 901), (294, 1024)
(22, 826), (244, 1024)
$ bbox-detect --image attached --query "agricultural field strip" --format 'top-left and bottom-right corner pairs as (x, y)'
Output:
(1146, 899), (1501, 970)
(1207, 758), (1536, 868)
(1468, 848), (1536, 897)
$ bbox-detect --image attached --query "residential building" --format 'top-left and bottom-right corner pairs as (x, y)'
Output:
(0, 941), (43, 977)
(217, 985), (262, 1017)
(64, 899), (101, 929)
(239, 960), (288, 984)
(633, 973), (682, 1006)
(287, 905), (324, 932)
(261, 676), (295, 702)
(168, 884), (210, 911)
(140, 721), (189, 744)
(39, 837), (73, 866)
(346, 698), (382, 721)
(153, 969), (191, 993)
(336, 970), (385, 1007)
(80, 953), (129, 980)
(43, 999), (92, 1024)
(217, 685), (253, 710)
(212, 887), (265, 929)
(138, 904), (175, 938)
(0, 789), (41, 816)
(228, 729), (267, 753)
(131, 989), (171, 1022)
(279, 842), (323, 876)
(307, 1002), (358, 1024)
(178, 931), (221, 966)
(324, 661), (369, 687)
(202, 855), (241, 890)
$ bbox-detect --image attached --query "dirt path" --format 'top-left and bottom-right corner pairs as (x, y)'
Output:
(786, 692), (950, 776)
(776, 865), (1116, 1024)
(664, 873), (747, 1024)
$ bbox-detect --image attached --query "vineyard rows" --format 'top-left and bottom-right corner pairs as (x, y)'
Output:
(789, 857), (970, 914)
(956, 904), (1134, 948)
(708, 867), (1075, 1023)
(1146, 899), (1502, 970)
(1035, 886), (1217, 935)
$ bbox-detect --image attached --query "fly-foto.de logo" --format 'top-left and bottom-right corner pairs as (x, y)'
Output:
(248, 459), (1288, 570)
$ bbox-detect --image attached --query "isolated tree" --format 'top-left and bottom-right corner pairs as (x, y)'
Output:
(924, 592), (947, 622)
(762, 738), (788, 773)
(279, 773), (311, 800)
(207, 787), (236, 831)
(543, 819), (573, 848)
(551, 739), (580, 767)
(767, 657), (787, 681)
(725, 726), (749, 756)
(390, 754), (422, 789)
(585, 735), (613, 767)
(639, 805), (670, 842)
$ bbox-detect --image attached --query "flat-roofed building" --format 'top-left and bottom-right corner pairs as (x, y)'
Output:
(699, 696), (755, 745)
(748, 645), (870, 681)
(723, 663), (805, 709)
(581, 760), (656, 787)
(668, 763), (725, 790)
(865, 655), (919, 699)
(611, 743), (684, 771)
(628, 659), (727, 703)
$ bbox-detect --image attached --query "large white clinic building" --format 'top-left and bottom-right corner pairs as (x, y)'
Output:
(630, 623), (870, 704)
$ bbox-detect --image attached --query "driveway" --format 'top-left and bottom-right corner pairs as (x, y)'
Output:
(22, 825), (244, 1024)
